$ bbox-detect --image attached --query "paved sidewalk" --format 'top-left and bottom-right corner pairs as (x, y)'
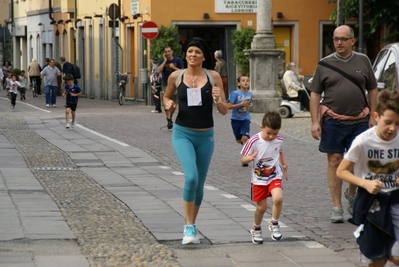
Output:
(0, 96), (359, 266)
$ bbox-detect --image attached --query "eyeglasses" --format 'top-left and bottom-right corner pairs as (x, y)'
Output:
(332, 37), (354, 42)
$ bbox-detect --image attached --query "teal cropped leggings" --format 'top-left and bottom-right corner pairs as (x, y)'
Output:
(172, 124), (214, 206)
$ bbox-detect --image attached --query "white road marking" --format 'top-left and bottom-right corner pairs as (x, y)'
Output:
(204, 185), (219, 190)
(300, 241), (325, 248)
(172, 171), (184, 175)
(159, 166), (171, 169)
(76, 124), (130, 147)
(241, 204), (256, 211)
(221, 194), (238, 199)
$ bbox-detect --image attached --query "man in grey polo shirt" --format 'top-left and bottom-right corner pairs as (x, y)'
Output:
(41, 59), (61, 107)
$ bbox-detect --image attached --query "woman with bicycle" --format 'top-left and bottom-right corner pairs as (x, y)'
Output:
(163, 37), (228, 245)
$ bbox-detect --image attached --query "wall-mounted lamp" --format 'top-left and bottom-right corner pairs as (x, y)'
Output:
(119, 16), (128, 22)
(65, 19), (72, 23)
(57, 19), (64, 24)
(84, 16), (92, 19)
(94, 14), (103, 18)
(133, 13), (141, 20)
(38, 22), (42, 26)
(277, 12), (283, 19)
(203, 13), (210, 19)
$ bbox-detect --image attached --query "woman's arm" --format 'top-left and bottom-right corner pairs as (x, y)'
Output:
(163, 71), (179, 115)
(210, 70), (228, 115)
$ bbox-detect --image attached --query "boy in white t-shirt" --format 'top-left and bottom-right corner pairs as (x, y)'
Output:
(337, 89), (399, 267)
(9, 74), (21, 109)
(241, 111), (288, 244)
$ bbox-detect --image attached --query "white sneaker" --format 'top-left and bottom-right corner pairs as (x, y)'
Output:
(250, 227), (263, 244)
(331, 207), (344, 223)
(269, 222), (282, 241)
(46, 104), (50, 107)
(182, 225), (200, 245)
(52, 104), (56, 107)
(71, 121), (75, 128)
(66, 123), (70, 129)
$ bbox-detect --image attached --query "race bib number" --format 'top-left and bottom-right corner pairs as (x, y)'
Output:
(187, 88), (202, 106)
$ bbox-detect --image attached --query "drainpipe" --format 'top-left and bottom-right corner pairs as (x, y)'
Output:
(74, 0), (77, 29)
(48, 0), (56, 23)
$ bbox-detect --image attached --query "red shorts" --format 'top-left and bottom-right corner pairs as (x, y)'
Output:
(251, 180), (282, 202)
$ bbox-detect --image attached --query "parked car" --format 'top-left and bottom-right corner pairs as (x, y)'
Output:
(372, 42), (399, 91)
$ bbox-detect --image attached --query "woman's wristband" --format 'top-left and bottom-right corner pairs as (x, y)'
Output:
(213, 97), (222, 104)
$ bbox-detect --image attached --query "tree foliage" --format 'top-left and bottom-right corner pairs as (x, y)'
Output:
(150, 25), (181, 60)
(231, 27), (255, 75)
(329, 0), (399, 44)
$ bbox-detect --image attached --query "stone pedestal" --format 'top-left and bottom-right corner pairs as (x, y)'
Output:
(246, 49), (282, 113)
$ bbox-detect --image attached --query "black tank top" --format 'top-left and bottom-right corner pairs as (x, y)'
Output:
(175, 74), (214, 129)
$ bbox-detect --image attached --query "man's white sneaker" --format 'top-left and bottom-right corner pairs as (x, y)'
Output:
(331, 207), (344, 223)
(182, 225), (200, 245)
(71, 121), (75, 128)
(46, 104), (50, 107)
(52, 104), (56, 107)
(66, 123), (70, 129)
(269, 222), (282, 241)
(250, 227), (263, 244)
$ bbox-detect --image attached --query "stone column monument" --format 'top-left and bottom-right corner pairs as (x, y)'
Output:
(245, 0), (283, 113)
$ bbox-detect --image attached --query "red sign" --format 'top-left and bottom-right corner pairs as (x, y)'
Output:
(141, 21), (159, 40)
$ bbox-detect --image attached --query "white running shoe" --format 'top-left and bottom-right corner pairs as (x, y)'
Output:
(182, 224), (200, 245)
(66, 123), (70, 129)
(71, 121), (75, 128)
(269, 221), (282, 241)
(250, 227), (263, 244)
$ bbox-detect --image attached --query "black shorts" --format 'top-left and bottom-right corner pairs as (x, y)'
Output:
(66, 102), (78, 111)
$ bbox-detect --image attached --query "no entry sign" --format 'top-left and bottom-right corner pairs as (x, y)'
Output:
(141, 21), (159, 40)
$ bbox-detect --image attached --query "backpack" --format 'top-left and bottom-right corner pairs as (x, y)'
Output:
(72, 64), (81, 79)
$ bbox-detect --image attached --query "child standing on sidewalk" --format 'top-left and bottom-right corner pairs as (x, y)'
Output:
(62, 74), (81, 129)
(337, 90), (399, 267)
(9, 74), (21, 109)
(18, 70), (27, 101)
(241, 111), (288, 244)
(227, 74), (253, 146)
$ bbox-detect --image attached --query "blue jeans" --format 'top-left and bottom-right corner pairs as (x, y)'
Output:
(45, 85), (58, 105)
(172, 124), (214, 206)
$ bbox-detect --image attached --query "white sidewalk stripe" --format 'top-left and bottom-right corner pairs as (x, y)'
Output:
(76, 124), (130, 147)
(204, 185), (218, 190)
(221, 194), (238, 199)
(300, 241), (325, 248)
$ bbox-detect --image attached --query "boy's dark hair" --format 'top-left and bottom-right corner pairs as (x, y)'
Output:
(20, 70), (25, 73)
(376, 90), (399, 116)
(237, 74), (249, 89)
(262, 111), (282, 130)
(10, 74), (17, 79)
(64, 74), (74, 81)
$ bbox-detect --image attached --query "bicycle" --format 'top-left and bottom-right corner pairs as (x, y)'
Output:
(115, 72), (131, 105)
(31, 79), (37, 97)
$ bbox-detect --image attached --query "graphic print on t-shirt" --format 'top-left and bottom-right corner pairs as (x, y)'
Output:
(254, 157), (277, 181)
(365, 149), (399, 190)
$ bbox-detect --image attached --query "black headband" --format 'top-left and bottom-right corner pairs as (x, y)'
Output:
(186, 40), (206, 55)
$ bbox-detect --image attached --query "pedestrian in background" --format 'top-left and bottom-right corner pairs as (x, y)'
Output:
(157, 46), (184, 129)
(309, 25), (378, 223)
(28, 59), (42, 95)
(2, 60), (12, 89)
(41, 59), (62, 107)
(227, 74), (253, 166)
(337, 89), (399, 267)
(214, 50), (228, 97)
(62, 74), (82, 129)
(18, 70), (27, 101)
(163, 37), (227, 245)
(149, 56), (162, 113)
(283, 62), (309, 111)
(241, 111), (288, 244)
